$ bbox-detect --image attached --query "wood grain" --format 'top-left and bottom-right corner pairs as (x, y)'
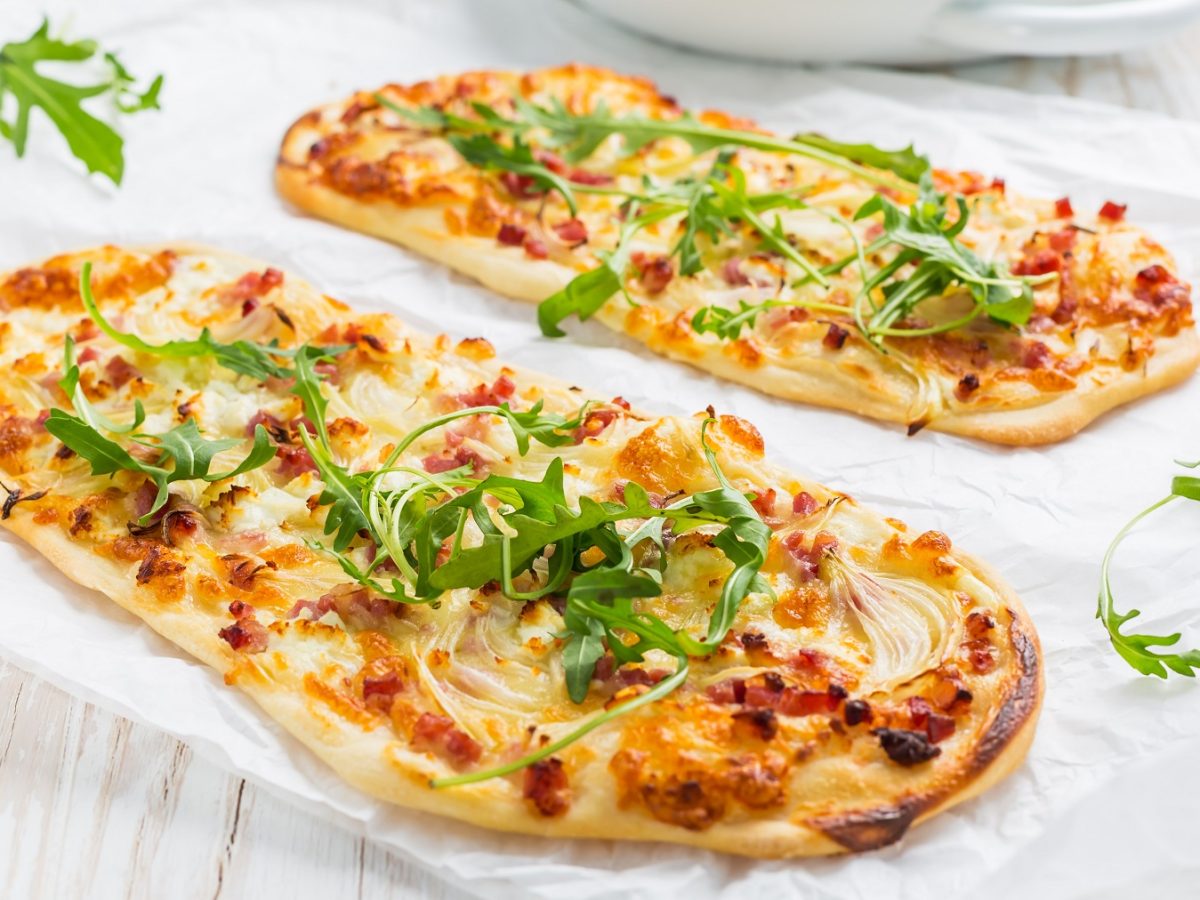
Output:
(1, 22), (1198, 898)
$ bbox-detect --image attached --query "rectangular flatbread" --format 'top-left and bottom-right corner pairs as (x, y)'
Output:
(0, 244), (1040, 856)
(276, 64), (1199, 445)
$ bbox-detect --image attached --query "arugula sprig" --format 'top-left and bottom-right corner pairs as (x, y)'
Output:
(0, 19), (163, 184)
(1098, 465), (1200, 678)
(45, 409), (274, 524)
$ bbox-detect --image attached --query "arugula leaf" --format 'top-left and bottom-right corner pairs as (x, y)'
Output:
(1098, 471), (1200, 678)
(59, 335), (146, 434)
(0, 19), (163, 184)
(793, 133), (929, 184)
(448, 132), (579, 215)
(45, 408), (274, 523)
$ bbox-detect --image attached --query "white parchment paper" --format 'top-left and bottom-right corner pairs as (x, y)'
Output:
(2, 1), (1199, 896)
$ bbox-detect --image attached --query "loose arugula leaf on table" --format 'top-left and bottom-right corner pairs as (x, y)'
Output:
(1098, 470), (1200, 678)
(0, 19), (163, 184)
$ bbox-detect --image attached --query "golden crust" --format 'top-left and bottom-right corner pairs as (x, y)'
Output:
(276, 65), (1199, 446)
(0, 243), (1042, 857)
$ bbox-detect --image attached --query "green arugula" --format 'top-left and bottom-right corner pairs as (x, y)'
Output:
(448, 132), (580, 215)
(793, 132), (929, 183)
(0, 19), (163, 184)
(1098, 466), (1200, 678)
(45, 410), (274, 523)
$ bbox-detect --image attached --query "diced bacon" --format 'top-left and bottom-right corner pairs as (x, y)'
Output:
(422, 445), (485, 474)
(524, 238), (548, 260)
(792, 491), (818, 517)
(705, 678), (746, 705)
(750, 487), (777, 519)
(78, 346), (101, 364)
(131, 480), (158, 519)
(743, 674), (785, 709)
(314, 360), (340, 384)
(782, 531), (837, 580)
(533, 149), (567, 174)
(573, 407), (620, 443)
(246, 409), (289, 441)
(224, 268), (284, 307)
(823, 323), (849, 350)
(630, 252), (674, 295)
(778, 687), (840, 717)
(74, 318), (100, 342)
(722, 257), (751, 287)
(611, 396), (631, 410)
(1021, 340), (1052, 370)
(1136, 264), (1173, 286)
(497, 223), (527, 246)
(926, 714), (956, 743)
(552, 218), (588, 244)
(287, 594), (336, 620)
(1048, 228), (1077, 253)
(1012, 249), (1062, 277)
(523, 758), (571, 817)
(456, 374), (516, 408)
(616, 667), (669, 687)
(264, 374), (295, 393)
(592, 653), (616, 682)
(499, 172), (544, 200)
(275, 443), (317, 478)
(34, 409), (50, 429)
(411, 712), (482, 768)
(907, 696), (934, 729)
(1098, 201), (1127, 222)
(567, 168), (613, 186)
(1054, 197), (1074, 218)
(991, 177), (1006, 194)
(104, 355), (140, 389)
(218, 601), (268, 653)
(362, 670), (404, 712)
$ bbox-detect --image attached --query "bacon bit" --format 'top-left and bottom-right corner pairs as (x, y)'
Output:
(411, 712), (482, 769)
(313, 360), (340, 384)
(843, 699), (871, 726)
(617, 666), (669, 687)
(275, 443), (317, 478)
(552, 218), (588, 244)
(1054, 197), (1074, 218)
(523, 238), (548, 260)
(104, 355), (140, 390)
(135, 545), (185, 585)
(875, 727), (940, 766)
(721, 258), (751, 287)
(1049, 228), (1077, 254)
(907, 696), (934, 730)
(497, 223), (527, 246)
(1098, 201), (1127, 222)
(786, 492), (816, 519)
(1013, 248), (1062, 277)
(750, 487), (776, 519)
(706, 678), (746, 705)
(743, 672), (785, 709)
(74, 318), (100, 342)
(1137, 264), (1173, 286)
(567, 168), (613, 186)
(991, 177), (1006, 194)
(741, 631), (769, 653)
(78, 346), (101, 364)
(229, 268), (284, 304)
(630, 252), (674, 295)
(362, 670), (404, 712)
(499, 171), (544, 200)
(287, 594), (336, 620)
(221, 553), (275, 590)
(422, 445), (485, 474)
(782, 531), (837, 580)
(926, 714), (956, 743)
(523, 757), (571, 817)
(1021, 340), (1052, 370)
(218, 601), (268, 653)
(969, 644), (997, 673)
(246, 410), (289, 442)
(533, 149), (567, 173)
(955, 373), (980, 402)
(573, 407), (621, 443)
(778, 684), (845, 717)
(822, 323), (849, 350)
(732, 707), (778, 741)
(456, 374), (516, 408)
(130, 481), (158, 520)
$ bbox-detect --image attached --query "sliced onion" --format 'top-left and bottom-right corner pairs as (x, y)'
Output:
(826, 556), (961, 693)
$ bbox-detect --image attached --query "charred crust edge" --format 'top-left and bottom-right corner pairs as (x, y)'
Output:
(810, 609), (1040, 853)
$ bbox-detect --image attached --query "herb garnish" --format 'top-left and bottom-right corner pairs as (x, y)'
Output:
(0, 19), (163, 184)
(389, 93), (1050, 353)
(1098, 463), (1200, 677)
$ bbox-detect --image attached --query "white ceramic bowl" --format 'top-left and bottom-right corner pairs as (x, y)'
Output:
(571, 0), (1200, 65)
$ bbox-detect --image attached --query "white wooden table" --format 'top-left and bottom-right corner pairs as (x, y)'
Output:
(2, 22), (1199, 900)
